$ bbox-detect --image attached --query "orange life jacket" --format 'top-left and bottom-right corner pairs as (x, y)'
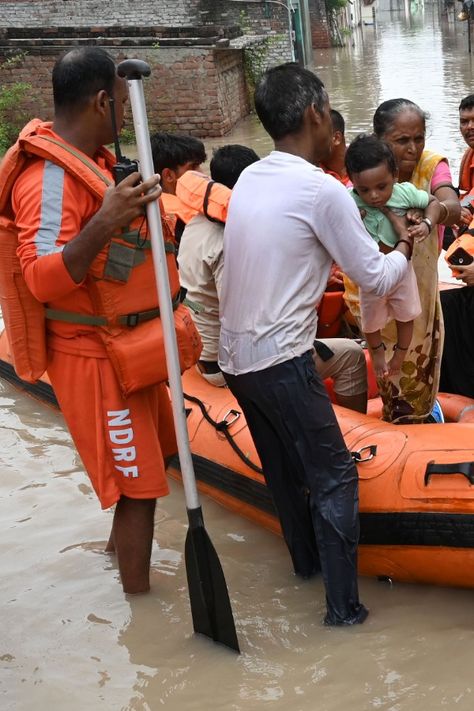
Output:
(316, 291), (347, 338)
(160, 191), (201, 231)
(459, 147), (474, 194)
(175, 171), (232, 225)
(0, 119), (185, 387)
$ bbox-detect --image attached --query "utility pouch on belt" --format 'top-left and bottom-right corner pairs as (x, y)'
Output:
(46, 299), (202, 397)
(101, 302), (202, 397)
(85, 230), (202, 395)
(104, 240), (144, 282)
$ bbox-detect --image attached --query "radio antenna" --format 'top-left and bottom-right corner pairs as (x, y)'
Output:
(109, 98), (124, 161)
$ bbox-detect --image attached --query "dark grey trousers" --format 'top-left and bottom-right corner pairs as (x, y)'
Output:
(224, 350), (366, 625)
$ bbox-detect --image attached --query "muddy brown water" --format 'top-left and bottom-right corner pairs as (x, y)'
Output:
(204, 1), (473, 178)
(2, 3), (474, 710)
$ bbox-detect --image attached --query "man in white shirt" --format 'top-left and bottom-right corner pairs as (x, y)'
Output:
(219, 63), (413, 626)
(179, 144), (369, 406)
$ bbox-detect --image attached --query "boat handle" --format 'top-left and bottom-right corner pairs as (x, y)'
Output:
(217, 409), (241, 430)
(351, 445), (377, 462)
(424, 461), (474, 486)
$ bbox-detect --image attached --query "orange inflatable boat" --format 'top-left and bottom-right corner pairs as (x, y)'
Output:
(1, 329), (474, 590)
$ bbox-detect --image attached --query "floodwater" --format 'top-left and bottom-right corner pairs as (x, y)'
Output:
(2, 3), (474, 710)
(205, 0), (473, 178)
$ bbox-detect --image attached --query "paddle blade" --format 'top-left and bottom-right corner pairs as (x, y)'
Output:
(185, 507), (240, 653)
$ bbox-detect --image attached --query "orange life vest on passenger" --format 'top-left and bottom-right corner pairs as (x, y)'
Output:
(459, 147), (474, 194)
(316, 291), (347, 338)
(175, 171), (231, 225)
(160, 192), (201, 231)
(0, 119), (182, 385)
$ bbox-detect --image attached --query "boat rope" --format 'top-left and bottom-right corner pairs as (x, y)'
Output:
(183, 392), (378, 474)
(182, 392), (264, 474)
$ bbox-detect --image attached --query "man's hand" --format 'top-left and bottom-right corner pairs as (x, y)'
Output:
(98, 172), (162, 231)
(326, 263), (344, 290)
(379, 206), (410, 239)
(455, 262), (474, 286)
(406, 207), (423, 224)
(460, 205), (473, 226)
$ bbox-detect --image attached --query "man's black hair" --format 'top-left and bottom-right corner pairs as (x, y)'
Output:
(210, 144), (260, 189)
(53, 47), (116, 113)
(459, 94), (474, 112)
(345, 133), (397, 177)
(330, 109), (345, 135)
(254, 62), (328, 141)
(150, 132), (206, 174)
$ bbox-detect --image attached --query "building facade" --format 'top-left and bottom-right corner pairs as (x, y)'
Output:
(0, 0), (331, 137)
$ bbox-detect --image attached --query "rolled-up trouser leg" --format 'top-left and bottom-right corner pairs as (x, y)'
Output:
(224, 351), (367, 624)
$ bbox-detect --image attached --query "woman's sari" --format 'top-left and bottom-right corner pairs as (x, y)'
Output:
(344, 150), (445, 423)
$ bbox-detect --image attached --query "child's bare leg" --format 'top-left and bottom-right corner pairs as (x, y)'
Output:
(388, 320), (413, 375)
(365, 330), (388, 378)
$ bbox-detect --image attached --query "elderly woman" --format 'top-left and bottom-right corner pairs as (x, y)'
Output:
(345, 98), (460, 422)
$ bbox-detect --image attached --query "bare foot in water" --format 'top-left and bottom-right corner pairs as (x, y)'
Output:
(371, 346), (389, 379)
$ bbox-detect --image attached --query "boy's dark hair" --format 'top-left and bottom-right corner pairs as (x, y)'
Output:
(210, 144), (260, 189)
(53, 47), (116, 113)
(345, 133), (397, 177)
(254, 62), (327, 141)
(330, 109), (345, 135)
(150, 132), (206, 174)
(459, 94), (474, 112)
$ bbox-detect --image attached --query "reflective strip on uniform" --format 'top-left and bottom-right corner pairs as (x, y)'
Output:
(35, 161), (65, 256)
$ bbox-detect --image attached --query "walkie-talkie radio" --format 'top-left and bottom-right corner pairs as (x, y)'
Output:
(109, 98), (139, 185)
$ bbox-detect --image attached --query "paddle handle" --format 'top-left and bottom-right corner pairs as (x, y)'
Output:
(121, 63), (200, 511)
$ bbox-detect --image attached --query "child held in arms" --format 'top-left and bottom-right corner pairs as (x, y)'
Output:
(345, 134), (440, 377)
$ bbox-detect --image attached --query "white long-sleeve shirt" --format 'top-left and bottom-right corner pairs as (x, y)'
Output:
(218, 151), (408, 375)
(178, 214), (224, 361)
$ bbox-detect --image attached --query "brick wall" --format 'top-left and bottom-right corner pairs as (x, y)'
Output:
(0, 0), (289, 31)
(148, 46), (249, 136)
(198, 0), (288, 34)
(0, 0), (199, 27)
(0, 0), (293, 49)
(0, 0), (292, 141)
(0, 44), (249, 137)
(308, 0), (331, 48)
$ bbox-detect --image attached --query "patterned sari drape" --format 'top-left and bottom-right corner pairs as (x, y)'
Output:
(343, 150), (445, 422)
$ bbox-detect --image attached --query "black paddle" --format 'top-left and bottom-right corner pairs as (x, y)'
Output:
(117, 59), (240, 653)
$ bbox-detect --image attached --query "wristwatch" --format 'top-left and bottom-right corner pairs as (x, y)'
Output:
(421, 217), (433, 231)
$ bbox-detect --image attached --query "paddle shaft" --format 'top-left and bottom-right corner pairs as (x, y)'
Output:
(125, 76), (200, 511)
(119, 62), (239, 653)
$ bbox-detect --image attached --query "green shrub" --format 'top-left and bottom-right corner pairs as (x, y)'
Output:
(0, 81), (32, 154)
(119, 127), (136, 144)
(326, 0), (348, 10)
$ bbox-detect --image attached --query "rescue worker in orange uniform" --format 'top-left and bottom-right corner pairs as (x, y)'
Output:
(10, 47), (178, 595)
